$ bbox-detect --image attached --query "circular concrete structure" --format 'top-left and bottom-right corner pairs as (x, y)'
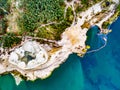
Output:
(8, 41), (48, 69)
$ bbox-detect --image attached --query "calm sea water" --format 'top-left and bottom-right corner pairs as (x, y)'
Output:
(0, 17), (120, 90)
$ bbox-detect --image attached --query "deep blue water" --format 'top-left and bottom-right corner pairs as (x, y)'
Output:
(0, 17), (120, 90)
(81, 17), (120, 90)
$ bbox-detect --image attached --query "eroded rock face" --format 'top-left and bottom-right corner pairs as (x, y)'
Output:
(8, 41), (48, 69)
(0, 0), (119, 82)
(0, 18), (88, 81)
(60, 20), (88, 55)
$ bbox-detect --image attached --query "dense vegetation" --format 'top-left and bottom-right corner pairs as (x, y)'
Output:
(18, 0), (65, 32)
(116, 4), (120, 15)
(0, 33), (21, 48)
(0, 0), (10, 12)
(0, 0), (10, 35)
(36, 6), (74, 40)
(1, 0), (119, 48)
(16, 0), (75, 40)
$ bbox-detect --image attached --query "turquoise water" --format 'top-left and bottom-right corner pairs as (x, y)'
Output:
(0, 17), (120, 90)
(0, 54), (84, 90)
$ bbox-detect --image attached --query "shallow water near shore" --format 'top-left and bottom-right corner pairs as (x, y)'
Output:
(0, 54), (84, 90)
(0, 17), (120, 90)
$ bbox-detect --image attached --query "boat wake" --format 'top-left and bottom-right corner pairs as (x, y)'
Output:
(86, 33), (108, 54)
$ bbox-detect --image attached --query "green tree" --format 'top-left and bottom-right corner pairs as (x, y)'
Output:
(18, 0), (65, 32)
(0, 33), (21, 48)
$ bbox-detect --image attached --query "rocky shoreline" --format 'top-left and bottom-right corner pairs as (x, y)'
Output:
(0, 0), (119, 85)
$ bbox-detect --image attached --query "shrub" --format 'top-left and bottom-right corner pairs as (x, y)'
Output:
(18, 0), (65, 33)
(0, 33), (21, 48)
(0, 0), (10, 12)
